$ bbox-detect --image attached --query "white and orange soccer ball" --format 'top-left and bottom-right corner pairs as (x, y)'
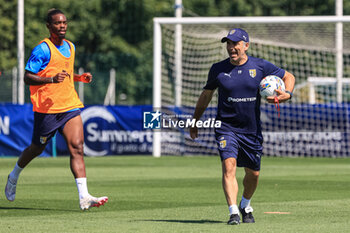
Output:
(259, 75), (285, 98)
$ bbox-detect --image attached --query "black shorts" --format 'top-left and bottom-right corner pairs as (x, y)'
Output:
(32, 110), (81, 146)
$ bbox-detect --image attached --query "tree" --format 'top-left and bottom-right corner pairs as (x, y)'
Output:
(0, 0), (348, 104)
(0, 0), (17, 70)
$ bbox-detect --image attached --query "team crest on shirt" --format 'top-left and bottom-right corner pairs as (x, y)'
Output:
(219, 136), (226, 149)
(220, 140), (226, 148)
(40, 136), (47, 144)
(249, 69), (256, 78)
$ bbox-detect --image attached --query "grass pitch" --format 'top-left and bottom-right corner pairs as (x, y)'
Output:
(0, 156), (350, 233)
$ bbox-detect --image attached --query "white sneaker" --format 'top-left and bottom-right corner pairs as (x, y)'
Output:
(79, 195), (108, 210)
(5, 175), (17, 202)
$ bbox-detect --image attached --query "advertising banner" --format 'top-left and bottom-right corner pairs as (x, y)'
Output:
(0, 104), (153, 156)
(1, 104), (349, 157)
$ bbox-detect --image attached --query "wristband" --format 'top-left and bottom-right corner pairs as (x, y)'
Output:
(80, 73), (87, 82)
(285, 90), (293, 99)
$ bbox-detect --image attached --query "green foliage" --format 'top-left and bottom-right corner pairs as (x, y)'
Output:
(0, 0), (16, 69)
(0, 0), (348, 104)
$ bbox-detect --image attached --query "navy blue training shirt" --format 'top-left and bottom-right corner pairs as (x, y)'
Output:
(204, 56), (285, 135)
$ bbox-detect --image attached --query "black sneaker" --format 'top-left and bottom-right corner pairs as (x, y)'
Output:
(239, 201), (255, 223)
(227, 214), (240, 225)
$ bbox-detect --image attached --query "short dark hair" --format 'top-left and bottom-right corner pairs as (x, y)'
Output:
(46, 8), (64, 24)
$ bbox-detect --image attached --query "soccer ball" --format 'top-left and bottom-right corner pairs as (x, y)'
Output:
(259, 75), (285, 98)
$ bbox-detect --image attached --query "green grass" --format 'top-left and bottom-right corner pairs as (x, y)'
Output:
(0, 156), (350, 233)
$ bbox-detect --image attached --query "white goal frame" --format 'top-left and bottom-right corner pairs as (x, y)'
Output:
(152, 15), (350, 157)
(307, 77), (350, 104)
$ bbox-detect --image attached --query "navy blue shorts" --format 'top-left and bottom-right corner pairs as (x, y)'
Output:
(32, 110), (81, 146)
(215, 129), (263, 171)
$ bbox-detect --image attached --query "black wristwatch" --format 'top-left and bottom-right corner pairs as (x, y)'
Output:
(285, 90), (293, 99)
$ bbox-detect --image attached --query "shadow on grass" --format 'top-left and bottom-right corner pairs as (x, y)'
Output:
(140, 219), (224, 224)
(0, 206), (80, 212)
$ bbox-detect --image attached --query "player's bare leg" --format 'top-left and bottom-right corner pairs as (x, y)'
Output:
(18, 143), (46, 168)
(239, 167), (259, 223)
(62, 115), (86, 178)
(62, 115), (108, 210)
(5, 143), (46, 201)
(222, 158), (238, 206)
(222, 157), (240, 225)
(242, 167), (259, 200)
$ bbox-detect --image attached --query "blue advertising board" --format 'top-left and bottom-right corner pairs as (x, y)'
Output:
(0, 104), (153, 156)
(1, 103), (350, 157)
(0, 104), (35, 156)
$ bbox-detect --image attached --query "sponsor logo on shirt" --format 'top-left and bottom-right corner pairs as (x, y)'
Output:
(227, 97), (257, 102)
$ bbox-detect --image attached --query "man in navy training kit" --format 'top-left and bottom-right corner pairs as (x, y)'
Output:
(190, 28), (295, 225)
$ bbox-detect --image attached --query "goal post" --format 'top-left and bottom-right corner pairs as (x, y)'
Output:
(153, 16), (350, 157)
(307, 77), (350, 104)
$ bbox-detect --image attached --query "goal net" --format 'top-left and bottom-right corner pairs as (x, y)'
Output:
(153, 16), (350, 157)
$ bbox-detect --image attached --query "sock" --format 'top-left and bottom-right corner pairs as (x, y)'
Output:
(75, 177), (89, 199)
(229, 204), (239, 215)
(240, 196), (251, 209)
(9, 163), (23, 182)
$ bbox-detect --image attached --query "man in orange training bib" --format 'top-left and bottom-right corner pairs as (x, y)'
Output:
(5, 8), (108, 210)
